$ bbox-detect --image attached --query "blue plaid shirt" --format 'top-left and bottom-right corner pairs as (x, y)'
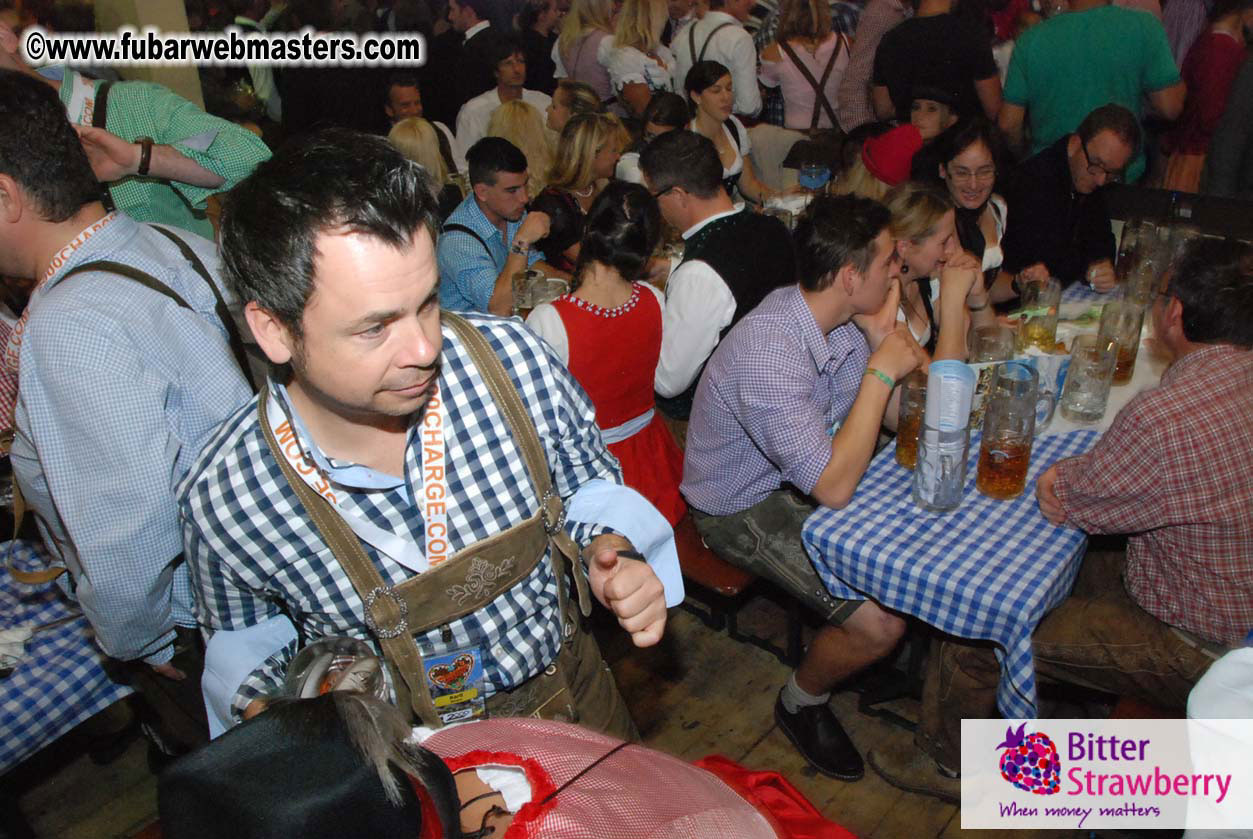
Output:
(10, 213), (253, 663)
(437, 194), (542, 313)
(682, 285), (870, 516)
(179, 314), (622, 717)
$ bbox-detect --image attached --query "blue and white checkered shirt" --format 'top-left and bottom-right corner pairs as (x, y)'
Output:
(682, 285), (870, 516)
(179, 314), (622, 717)
(10, 213), (253, 664)
(437, 193), (542, 313)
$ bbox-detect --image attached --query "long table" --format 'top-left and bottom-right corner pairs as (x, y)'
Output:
(802, 283), (1166, 719)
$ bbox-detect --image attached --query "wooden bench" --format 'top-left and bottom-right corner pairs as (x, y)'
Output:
(673, 513), (802, 667)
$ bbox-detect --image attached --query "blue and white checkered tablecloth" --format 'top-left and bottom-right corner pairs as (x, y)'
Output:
(1061, 282), (1114, 305)
(802, 428), (1101, 720)
(0, 539), (132, 773)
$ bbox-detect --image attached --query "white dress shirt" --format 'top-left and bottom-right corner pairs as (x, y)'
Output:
(670, 11), (762, 117)
(654, 205), (746, 397)
(455, 88), (554, 151)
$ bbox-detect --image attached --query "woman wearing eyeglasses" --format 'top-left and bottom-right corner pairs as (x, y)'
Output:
(936, 119), (1009, 295)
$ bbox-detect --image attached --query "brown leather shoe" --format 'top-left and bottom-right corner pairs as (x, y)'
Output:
(867, 739), (960, 804)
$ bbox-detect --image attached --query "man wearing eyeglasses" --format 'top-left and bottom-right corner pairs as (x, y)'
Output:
(994, 104), (1136, 300)
(639, 130), (796, 420)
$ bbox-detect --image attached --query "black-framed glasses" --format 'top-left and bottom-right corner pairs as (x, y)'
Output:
(650, 184), (676, 200)
(1079, 142), (1124, 183)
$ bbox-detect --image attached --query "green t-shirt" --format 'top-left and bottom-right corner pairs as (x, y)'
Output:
(1003, 5), (1180, 182)
(55, 69), (271, 239)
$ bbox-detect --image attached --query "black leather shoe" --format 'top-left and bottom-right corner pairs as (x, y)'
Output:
(773, 690), (864, 780)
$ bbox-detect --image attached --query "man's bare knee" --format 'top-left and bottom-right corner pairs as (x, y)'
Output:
(844, 603), (906, 656)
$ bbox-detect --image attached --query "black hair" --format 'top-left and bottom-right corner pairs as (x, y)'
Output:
(386, 71), (422, 95)
(0, 69), (101, 223)
(466, 136), (528, 185)
(1167, 238), (1253, 348)
(487, 34), (527, 74)
(1076, 103), (1141, 155)
(793, 194), (892, 292)
(639, 130), (724, 200)
(572, 181), (661, 288)
(455, 0), (492, 20)
(934, 116), (1006, 184)
(1211, 0), (1253, 21)
(158, 694), (462, 839)
(641, 92), (689, 131)
(530, 188), (584, 265)
(518, 0), (552, 30)
(683, 60), (731, 116)
(219, 127), (439, 337)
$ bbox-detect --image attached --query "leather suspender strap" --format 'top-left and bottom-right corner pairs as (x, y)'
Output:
(259, 392), (444, 725)
(146, 225), (259, 394)
(92, 82), (117, 213)
(255, 313), (590, 723)
(91, 81), (113, 128)
(779, 37), (843, 131)
(690, 21), (734, 63)
(433, 125), (459, 176)
(7, 241), (257, 585)
(441, 223), (493, 261)
(442, 313), (591, 619)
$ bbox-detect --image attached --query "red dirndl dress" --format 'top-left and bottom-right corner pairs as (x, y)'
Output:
(551, 284), (686, 525)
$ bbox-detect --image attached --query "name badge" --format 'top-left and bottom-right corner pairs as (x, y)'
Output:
(425, 646), (487, 724)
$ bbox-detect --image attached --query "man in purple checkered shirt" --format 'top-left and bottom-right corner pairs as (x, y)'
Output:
(682, 194), (927, 781)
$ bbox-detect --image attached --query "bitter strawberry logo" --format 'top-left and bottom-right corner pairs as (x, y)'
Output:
(997, 723), (1061, 795)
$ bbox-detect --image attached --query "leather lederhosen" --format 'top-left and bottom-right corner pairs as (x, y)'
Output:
(259, 313), (632, 733)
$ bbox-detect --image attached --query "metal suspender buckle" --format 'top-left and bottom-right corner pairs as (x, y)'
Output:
(363, 586), (410, 639)
(540, 488), (567, 536)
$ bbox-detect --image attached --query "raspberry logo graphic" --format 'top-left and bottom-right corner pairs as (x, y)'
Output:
(996, 723), (1061, 795)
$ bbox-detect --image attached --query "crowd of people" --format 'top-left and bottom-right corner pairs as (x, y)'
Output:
(0, 0), (1251, 831)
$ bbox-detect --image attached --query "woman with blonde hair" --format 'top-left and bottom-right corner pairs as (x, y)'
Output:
(759, 0), (850, 132)
(386, 117), (463, 219)
(530, 111), (629, 271)
(485, 99), (554, 198)
(600, 0), (675, 117)
(831, 122), (922, 203)
(546, 78), (603, 133)
(554, 0), (617, 106)
(883, 180), (992, 360)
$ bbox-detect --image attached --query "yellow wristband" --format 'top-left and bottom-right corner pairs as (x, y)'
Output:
(865, 367), (895, 389)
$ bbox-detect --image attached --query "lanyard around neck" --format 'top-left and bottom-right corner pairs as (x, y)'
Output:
(264, 382), (452, 573)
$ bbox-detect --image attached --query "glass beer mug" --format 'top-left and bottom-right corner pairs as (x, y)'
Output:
(976, 361), (1040, 500)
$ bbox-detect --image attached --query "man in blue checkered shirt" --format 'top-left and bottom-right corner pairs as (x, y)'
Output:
(0, 70), (253, 753)
(179, 128), (666, 731)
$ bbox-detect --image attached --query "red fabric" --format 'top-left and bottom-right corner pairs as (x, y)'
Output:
(1053, 345), (1253, 646)
(424, 718), (783, 838)
(1164, 30), (1247, 155)
(410, 778), (448, 839)
(440, 750), (560, 838)
(988, 0), (1031, 42)
(861, 124), (923, 186)
(552, 285), (687, 525)
(694, 755), (858, 839)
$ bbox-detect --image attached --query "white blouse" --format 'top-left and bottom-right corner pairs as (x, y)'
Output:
(599, 38), (676, 95)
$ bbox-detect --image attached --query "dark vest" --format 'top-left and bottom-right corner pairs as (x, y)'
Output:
(655, 208), (796, 420)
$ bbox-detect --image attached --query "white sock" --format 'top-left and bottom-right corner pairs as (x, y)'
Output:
(780, 672), (831, 714)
